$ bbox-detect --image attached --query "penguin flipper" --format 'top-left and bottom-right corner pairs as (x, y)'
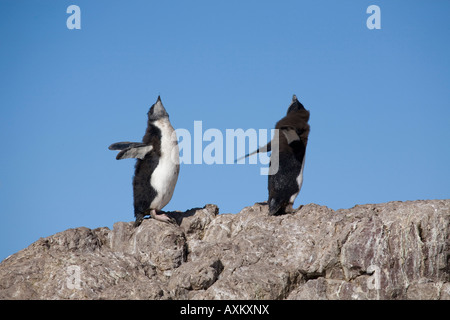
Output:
(108, 142), (146, 151)
(116, 145), (154, 160)
(235, 142), (272, 163)
(280, 126), (300, 145)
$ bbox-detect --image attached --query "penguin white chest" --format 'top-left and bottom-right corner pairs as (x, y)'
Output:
(289, 156), (306, 204)
(150, 120), (180, 210)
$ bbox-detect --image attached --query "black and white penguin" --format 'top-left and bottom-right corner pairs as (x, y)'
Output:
(109, 96), (180, 227)
(240, 95), (310, 216)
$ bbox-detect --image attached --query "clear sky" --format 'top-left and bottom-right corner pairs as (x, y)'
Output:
(1, 0), (449, 261)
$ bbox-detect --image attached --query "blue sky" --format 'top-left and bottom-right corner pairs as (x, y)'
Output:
(1, 0), (449, 261)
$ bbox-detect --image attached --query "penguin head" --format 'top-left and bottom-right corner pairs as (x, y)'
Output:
(148, 96), (169, 121)
(286, 95), (306, 114)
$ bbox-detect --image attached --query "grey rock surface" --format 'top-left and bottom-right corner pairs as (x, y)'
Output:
(1, 200), (449, 300)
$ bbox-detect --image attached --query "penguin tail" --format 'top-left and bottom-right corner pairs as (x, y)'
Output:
(268, 197), (285, 216)
(134, 214), (144, 228)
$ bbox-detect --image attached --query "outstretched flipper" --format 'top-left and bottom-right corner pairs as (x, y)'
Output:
(235, 141), (272, 163)
(115, 145), (154, 160)
(109, 141), (154, 160)
(108, 141), (147, 151)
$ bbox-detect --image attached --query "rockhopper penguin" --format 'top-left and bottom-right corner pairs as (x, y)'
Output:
(240, 95), (310, 216)
(109, 96), (180, 227)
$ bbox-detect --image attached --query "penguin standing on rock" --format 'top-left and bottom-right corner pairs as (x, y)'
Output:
(240, 95), (310, 216)
(109, 96), (180, 227)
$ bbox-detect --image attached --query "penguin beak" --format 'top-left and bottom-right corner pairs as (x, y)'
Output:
(148, 96), (169, 120)
(286, 94), (306, 114)
(154, 97), (167, 113)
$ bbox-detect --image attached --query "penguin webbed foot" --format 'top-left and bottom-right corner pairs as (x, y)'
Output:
(150, 209), (176, 224)
(134, 210), (176, 227)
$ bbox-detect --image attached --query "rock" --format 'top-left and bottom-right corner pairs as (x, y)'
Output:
(0, 200), (449, 300)
(168, 257), (223, 299)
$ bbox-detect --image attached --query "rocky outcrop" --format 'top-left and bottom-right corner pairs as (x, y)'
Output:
(1, 200), (449, 300)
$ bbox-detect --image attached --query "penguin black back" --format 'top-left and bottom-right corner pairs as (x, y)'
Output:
(268, 95), (310, 216)
(109, 96), (180, 226)
(132, 123), (161, 221)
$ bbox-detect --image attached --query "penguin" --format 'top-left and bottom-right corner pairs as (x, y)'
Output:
(240, 95), (310, 216)
(109, 96), (180, 227)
